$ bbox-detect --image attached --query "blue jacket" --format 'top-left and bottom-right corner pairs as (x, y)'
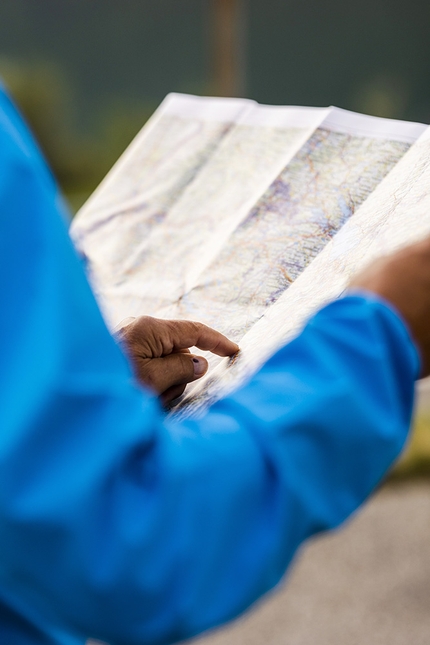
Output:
(0, 86), (419, 645)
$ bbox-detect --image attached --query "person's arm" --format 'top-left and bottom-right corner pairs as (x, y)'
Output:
(0, 88), (419, 645)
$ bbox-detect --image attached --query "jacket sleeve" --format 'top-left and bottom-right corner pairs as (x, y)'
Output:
(0, 86), (419, 645)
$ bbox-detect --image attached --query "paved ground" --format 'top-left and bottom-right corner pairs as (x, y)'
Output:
(194, 481), (430, 645)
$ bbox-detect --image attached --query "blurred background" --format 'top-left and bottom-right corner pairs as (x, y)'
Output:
(2, 0), (430, 212)
(0, 0), (429, 478)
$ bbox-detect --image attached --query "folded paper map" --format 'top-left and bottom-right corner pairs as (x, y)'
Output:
(71, 93), (430, 417)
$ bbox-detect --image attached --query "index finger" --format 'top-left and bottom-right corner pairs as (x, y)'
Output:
(165, 319), (239, 357)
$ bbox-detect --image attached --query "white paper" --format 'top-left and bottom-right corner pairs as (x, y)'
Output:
(71, 93), (253, 294)
(71, 93), (429, 418)
(179, 126), (430, 416)
(168, 108), (421, 345)
(94, 104), (330, 324)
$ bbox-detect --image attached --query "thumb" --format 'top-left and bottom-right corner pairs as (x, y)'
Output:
(137, 353), (208, 396)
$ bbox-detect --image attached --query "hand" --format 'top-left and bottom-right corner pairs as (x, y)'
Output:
(350, 237), (430, 377)
(115, 316), (239, 405)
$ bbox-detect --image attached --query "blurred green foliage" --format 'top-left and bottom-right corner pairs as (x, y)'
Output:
(0, 57), (155, 213)
(391, 416), (430, 480)
(2, 0), (430, 212)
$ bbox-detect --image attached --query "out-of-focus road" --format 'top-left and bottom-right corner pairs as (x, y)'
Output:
(196, 481), (430, 645)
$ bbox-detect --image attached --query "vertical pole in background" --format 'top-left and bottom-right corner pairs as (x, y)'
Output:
(212, 0), (246, 97)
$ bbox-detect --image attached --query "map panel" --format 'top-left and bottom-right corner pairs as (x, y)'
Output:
(178, 128), (430, 418)
(71, 94), (249, 293)
(97, 111), (325, 324)
(171, 128), (410, 343)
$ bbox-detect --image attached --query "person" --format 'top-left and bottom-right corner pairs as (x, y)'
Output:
(0, 81), (429, 645)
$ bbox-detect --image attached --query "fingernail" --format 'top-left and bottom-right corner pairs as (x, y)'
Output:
(193, 357), (206, 376)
